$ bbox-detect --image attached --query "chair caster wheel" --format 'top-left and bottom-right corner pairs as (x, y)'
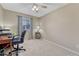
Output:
(24, 49), (26, 51)
(8, 52), (12, 56)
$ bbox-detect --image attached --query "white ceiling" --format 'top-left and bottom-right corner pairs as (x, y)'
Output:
(1, 3), (67, 17)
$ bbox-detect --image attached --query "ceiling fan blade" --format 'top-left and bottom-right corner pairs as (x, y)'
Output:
(41, 5), (47, 8)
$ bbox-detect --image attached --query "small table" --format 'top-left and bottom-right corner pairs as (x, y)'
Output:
(0, 36), (12, 55)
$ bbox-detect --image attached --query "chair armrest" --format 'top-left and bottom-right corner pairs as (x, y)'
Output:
(13, 35), (20, 38)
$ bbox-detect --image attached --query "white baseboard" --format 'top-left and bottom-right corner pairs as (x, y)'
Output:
(45, 39), (79, 56)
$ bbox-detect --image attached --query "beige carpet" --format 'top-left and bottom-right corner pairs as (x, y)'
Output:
(17, 39), (77, 56)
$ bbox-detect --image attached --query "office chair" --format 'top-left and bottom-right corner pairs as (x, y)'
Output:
(9, 30), (26, 56)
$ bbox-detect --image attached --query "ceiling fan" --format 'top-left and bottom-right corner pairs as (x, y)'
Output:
(32, 3), (47, 12)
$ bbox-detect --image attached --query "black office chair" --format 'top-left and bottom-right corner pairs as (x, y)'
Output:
(9, 30), (26, 56)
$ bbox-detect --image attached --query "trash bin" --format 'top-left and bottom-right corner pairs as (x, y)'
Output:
(35, 31), (41, 39)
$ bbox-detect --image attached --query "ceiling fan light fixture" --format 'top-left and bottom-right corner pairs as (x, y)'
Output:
(32, 4), (39, 12)
(35, 7), (39, 11)
(33, 5), (37, 9)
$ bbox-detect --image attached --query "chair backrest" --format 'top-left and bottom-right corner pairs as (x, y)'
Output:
(12, 30), (26, 44)
(20, 30), (26, 43)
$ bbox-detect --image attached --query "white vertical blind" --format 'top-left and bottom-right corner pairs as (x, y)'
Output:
(18, 16), (32, 38)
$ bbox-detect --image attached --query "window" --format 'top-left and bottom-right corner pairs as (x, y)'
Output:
(18, 16), (32, 36)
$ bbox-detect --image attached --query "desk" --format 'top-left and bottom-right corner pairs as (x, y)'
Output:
(0, 36), (12, 55)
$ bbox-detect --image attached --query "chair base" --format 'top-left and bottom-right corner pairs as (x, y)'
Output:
(9, 48), (26, 56)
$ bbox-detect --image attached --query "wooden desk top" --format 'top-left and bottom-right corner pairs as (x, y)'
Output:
(0, 36), (12, 44)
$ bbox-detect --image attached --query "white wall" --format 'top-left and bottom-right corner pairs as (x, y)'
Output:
(40, 4), (79, 53)
(3, 10), (18, 33)
(0, 5), (4, 26)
